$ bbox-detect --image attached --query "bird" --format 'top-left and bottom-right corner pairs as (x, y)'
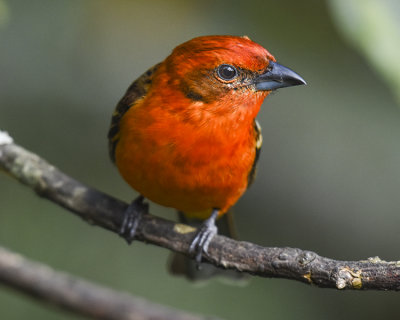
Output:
(108, 35), (305, 279)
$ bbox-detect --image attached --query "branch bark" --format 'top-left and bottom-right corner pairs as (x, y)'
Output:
(1, 130), (400, 291)
(0, 246), (216, 320)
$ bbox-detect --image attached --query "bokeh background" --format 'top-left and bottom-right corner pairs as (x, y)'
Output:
(1, 0), (400, 319)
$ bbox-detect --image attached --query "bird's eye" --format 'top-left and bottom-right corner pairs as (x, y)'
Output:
(217, 64), (238, 81)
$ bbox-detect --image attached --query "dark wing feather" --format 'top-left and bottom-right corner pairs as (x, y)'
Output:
(108, 63), (161, 162)
(247, 120), (262, 187)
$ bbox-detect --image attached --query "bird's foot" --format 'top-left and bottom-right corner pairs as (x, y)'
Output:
(119, 195), (149, 244)
(189, 209), (219, 268)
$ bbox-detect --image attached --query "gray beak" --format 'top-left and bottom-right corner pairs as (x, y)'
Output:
(254, 61), (306, 91)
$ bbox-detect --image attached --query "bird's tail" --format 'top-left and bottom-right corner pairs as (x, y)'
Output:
(168, 211), (248, 283)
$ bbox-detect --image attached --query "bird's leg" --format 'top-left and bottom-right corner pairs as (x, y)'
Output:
(189, 208), (219, 267)
(119, 195), (149, 244)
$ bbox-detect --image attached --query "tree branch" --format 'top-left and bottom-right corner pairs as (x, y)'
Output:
(1, 130), (400, 291)
(0, 245), (216, 320)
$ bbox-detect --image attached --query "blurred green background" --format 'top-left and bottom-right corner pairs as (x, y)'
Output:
(1, 0), (400, 319)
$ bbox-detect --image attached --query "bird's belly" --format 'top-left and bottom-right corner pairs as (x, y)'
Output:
(115, 130), (254, 217)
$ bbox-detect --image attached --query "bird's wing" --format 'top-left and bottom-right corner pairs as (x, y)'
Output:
(108, 63), (161, 162)
(247, 119), (262, 187)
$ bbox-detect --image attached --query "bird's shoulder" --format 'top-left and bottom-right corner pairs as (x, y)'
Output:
(108, 63), (161, 162)
(247, 119), (263, 187)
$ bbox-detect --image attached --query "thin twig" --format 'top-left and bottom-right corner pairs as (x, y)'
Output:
(0, 245), (216, 320)
(1, 130), (400, 290)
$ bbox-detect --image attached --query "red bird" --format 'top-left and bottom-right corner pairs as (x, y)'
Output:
(108, 35), (305, 279)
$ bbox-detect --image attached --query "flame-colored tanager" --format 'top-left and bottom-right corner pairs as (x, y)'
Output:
(108, 35), (305, 277)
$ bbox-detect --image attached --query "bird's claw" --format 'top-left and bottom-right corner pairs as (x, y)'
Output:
(119, 195), (148, 244)
(189, 209), (219, 268)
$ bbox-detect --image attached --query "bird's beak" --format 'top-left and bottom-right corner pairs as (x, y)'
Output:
(254, 61), (306, 91)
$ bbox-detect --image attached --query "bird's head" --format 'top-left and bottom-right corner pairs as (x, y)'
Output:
(162, 35), (305, 103)
(152, 35), (305, 122)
